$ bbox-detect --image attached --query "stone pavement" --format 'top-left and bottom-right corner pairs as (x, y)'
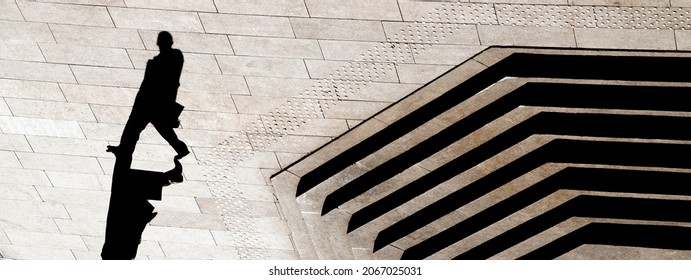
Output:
(2, 0), (691, 259)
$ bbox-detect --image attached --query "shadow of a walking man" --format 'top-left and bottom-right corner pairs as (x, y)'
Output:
(101, 31), (189, 260)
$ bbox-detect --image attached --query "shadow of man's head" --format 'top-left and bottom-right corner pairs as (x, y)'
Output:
(157, 31), (174, 51)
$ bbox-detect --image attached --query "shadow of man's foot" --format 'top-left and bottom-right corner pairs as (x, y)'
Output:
(174, 146), (190, 160)
(165, 159), (183, 183)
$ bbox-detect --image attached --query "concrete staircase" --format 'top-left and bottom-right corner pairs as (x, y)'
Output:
(271, 47), (691, 260)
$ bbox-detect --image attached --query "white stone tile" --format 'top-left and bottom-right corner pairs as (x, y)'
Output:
(478, 25), (576, 48)
(0, 41), (44, 62)
(412, 44), (485, 65)
(291, 18), (387, 41)
(177, 91), (237, 113)
(304, 60), (398, 83)
(0, 167), (51, 186)
(305, 0), (402, 21)
(5, 98), (97, 122)
(64, 204), (109, 221)
(0, 0), (23, 21)
(161, 180), (212, 197)
(199, 13), (294, 37)
(217, 55), (309, 79)
(159, 242), (240, 259)
(98, 157), (177, 175)
(45, 170), (111, 190)
(0, 244), (75, 260)
(322, 100), (389, 120)
(149, 211), (225, 230)
(318, 40), (414, 63)
(0, 215), (60, 233)
(0, 184), (42, 201)
(89, 104), (131, 124)
(195, 147), (280, 169)
(0, 20), (54, 42)
(81, 236), (164, 256)
(180, 73), (249, 95)
(176, 129), (245, 148)
(575, 28), (676, 50)
(180, 111), (259, 131)
(37, 0), (126, 5)
(232, 95), (293, 115)
(569, 0), (669, 6)
(137, 30), (234, 55)
(0, 97), (9, 116)
(60, 84), (136, 106)
(384, 22), (481, 45)
(0, 199), (63, 218)
(245, 76), (315, 98)
(55, 219), (105, 237)
(109, 7), (204, 32)
(673, 0), (691, 7)
(124, 0), (217, 12)
(0, 229), (8, 244)
(5, 229), (87, 250)
(17, 1), (114, 27)
(17, 152), (104, 174)
(39, 43), (133, 68)
(396, 63), (453, 84)
(27, 136), (109, 158)
(0, 60), (76, 83)
(49, 24), (144, 49)
(141, 225), (215, 245)
(0, 78), (65, 101)
(252, 134), (331, 154)
(0, 134), (32, 152)
(0, 150), (20, 168)
(36, 186), (110, 206)
(229, 36), (323, 59)
(71, 65), (143, 88)
(126, 52), (223, 75)
(215, 0), (308, 17)
(0, 116), (84, 138)
(398, 1), (497, 23)
(344, 81), (419, 102)
(212, 231), (294, 250)
(478, 0), (566, 3)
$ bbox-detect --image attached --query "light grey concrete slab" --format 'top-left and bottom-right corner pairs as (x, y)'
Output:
(212, 231), (294, 251)
(0, 151), (21, 168)
(0, 60), (76, 83)
(214, 0), (308, 17)
(0, 78), (65, 102)
(0, 116), (85, 138)
(109, 7), (204, 32)
(245, 76), (314, 98)
(217, 55), (310, 79)
(478, 25), (577, 47)
(55, 219), (105, 237)
(5, 229), (88, 250)
(395, 63), (453, 84)
(674, 30), (691, 50)
(39, 43), (133, 68)
(0, 20), (54, 43)
(138, 30), (234, 55)
(81, 236), (164, 256)
(60, 84), (136, 106)
(0, 0), (22, 21)
(89, 104), (131, 124)
(383, 22), (480, 45)
(37, 0), (125, 5)
(323, 100), (390, 120)
(17, 1), (114, 27)
(123, 0), (217, 12)
(0, 244), (75, 260)
(159, 242), (240, 259)
(288, 118), (350, 137)
(149, 211), (226, 230)
(141, 225), (215, 245)
(50, 24), (144, 49)
(304, 60), (398, 83)
(0, 184), (42, 201)
(575, 28), (677, 50)
(177, 91), (237, 113)
(200, 13), (294, 37)
(5, 98), (97, 122)
(568, 0), (669, 6)
(17, 152), (103, 174)
(71, 65), (143, 88)
(0, 97), (9, 116)
(45, 170), (111, 190)
(412, 44), (485, 65)
(476, 0), (567, 3)
(229, 36), (323, 59)
(27, 136), (109, 158)
(398, 1), (497, 24)
(0, 134), (32, 152)
(318, 40), (414, 63)
(291, 18), (387, 41)
(0, 41), (45, 62)
(36, 186), (110, 206)
(305, 0), (402, 21)
(180, 73), (249, 95)
(180, 111), (258, 131)
(149, 196), (203, 213)
(64, 204), (108, 222)
(249, 134), (332, 154)
(0, 167), (51, 186)
(672, 0), (691, 7)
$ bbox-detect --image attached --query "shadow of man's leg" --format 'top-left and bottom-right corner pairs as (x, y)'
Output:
(153, 121), (188, 158)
